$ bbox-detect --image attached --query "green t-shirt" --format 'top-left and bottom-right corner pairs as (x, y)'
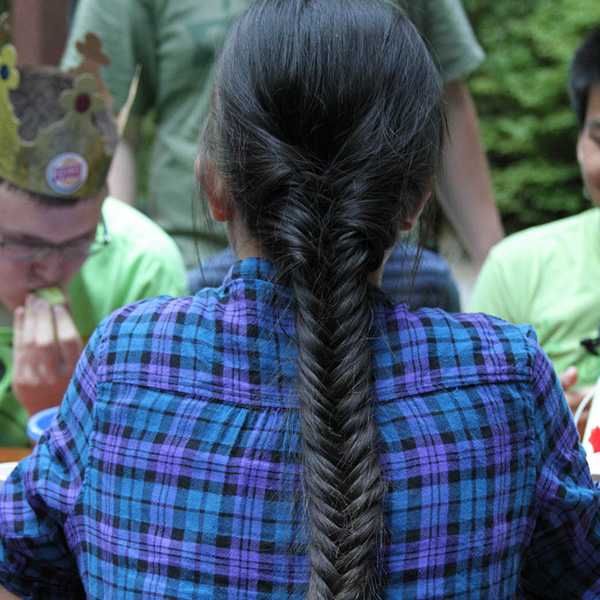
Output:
(0, 197), (188, 447)
(469, 208), (600, 389)
(393, 0), (484, 83)
(62, 0), (484, 268)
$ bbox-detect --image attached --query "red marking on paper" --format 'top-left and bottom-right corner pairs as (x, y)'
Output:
(589, 427), (600, 453)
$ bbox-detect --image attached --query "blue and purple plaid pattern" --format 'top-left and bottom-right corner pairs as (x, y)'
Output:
(1, 258), (600, 599)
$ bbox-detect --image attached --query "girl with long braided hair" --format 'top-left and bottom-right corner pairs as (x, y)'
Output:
(198, 1), (444, 597)
(1, 1), (600, 599)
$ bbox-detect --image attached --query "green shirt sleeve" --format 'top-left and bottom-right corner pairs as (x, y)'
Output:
(68, 197), (188, 341)
(469, 245), (522, 323)
(396, 0), (485, 82)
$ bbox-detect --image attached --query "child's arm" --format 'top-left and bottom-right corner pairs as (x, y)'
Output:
(0, 323), (103, 596)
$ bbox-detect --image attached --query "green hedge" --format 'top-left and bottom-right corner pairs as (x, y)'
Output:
(464, 0), (598, 232)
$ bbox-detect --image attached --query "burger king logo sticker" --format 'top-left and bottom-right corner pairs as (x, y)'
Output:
(46, 153), (89, 195)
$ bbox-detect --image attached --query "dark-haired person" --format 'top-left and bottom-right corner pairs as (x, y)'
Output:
(63, 0), (502, 286)
(470, 24), (600, 424)
(1, 2), (599, 598)
(0, 58), (187, 447)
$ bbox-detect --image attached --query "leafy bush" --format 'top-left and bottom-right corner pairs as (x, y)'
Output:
(464, 0), (598, 232)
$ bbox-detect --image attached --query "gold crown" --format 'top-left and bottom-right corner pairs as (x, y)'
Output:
(0, 14), (136, 198)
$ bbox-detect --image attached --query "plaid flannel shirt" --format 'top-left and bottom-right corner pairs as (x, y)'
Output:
(1, 258), (599, 599)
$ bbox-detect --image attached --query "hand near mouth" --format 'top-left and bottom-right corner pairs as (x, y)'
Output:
(12, 293), (82, 417)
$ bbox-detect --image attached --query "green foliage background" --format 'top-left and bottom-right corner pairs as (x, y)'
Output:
(463, 0), (598, 232)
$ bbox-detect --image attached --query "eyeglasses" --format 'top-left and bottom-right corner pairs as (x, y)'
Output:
(0, 216), (111, 262)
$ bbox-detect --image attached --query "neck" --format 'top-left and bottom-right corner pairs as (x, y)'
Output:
(225, 215), (388, 287)
(226, 215), (266, 261)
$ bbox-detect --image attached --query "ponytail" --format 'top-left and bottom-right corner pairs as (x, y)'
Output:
(275, 182), (387, 599)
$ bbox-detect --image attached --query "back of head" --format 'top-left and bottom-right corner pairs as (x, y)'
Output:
(569, 24), (600, 129)
(205, 0), (444, 267)
(201, 1), (444, 598)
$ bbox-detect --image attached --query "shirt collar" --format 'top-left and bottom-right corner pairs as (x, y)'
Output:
(222, 258), (279, 286)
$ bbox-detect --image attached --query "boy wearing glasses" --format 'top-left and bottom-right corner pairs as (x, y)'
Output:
(470, 25), (600, 427)
(0, 56), (187, 446)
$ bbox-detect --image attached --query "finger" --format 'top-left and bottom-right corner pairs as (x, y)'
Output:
(29, 297), (61, 383)
(22, 294), (39, 350)
(558, 366), (578, 391)
(12, 306), (25, 359)
(31, 297), (57, 349)
(53, 305), (83, 369)
(15, 297), (51, 381)
(15, 297), (50, 382)
(12, 307), (36, 384)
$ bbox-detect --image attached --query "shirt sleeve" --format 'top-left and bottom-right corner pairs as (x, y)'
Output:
(68, 198), (189, 339)
(0, 324), (106, 599)
(519, 337), (600, 597)
(407, 0), (485, 82)
(468, 245), (523, 323)
(61, 0), (156, 115)
(115, 245), (189, 306)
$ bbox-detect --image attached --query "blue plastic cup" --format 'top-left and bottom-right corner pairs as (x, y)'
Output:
(27, 406), (59, 444)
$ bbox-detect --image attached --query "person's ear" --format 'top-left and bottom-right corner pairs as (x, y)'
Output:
(399, 186), (433, 232)
(195, 155), (233, 222)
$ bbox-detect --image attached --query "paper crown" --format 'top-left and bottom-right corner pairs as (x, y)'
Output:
(0, 14), (136, 198)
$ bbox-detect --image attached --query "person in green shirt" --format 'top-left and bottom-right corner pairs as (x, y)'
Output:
(0, 49), (187, 447)
(470, 24), (600, 430)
